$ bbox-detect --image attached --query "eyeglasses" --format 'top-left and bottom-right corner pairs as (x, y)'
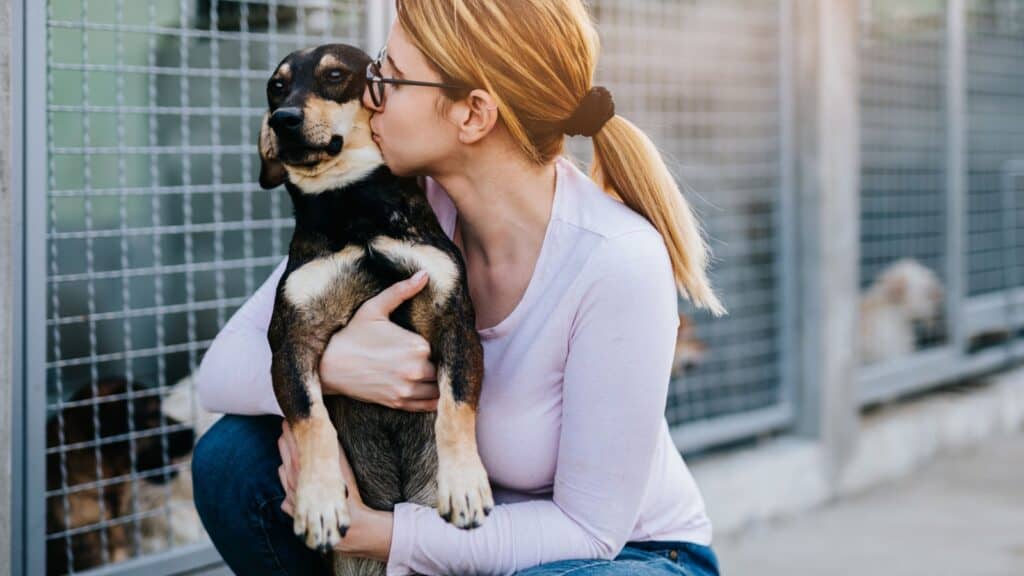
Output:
(365, 47), (467, 108)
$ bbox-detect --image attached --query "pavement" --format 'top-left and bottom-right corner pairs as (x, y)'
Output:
(714, 431), (1024, 576)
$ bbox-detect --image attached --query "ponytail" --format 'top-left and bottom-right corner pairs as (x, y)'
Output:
(592, 117), (727, 317)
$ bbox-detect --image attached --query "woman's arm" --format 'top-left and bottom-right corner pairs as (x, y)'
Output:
(384, 231), (680, 576)
(196, 259), (441, 416)
(196, 258), (287, 416)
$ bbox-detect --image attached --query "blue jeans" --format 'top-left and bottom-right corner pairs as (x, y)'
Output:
(193, 415), (720, 576)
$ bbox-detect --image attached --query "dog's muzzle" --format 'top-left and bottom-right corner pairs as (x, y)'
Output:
(269, 107), (345, 160)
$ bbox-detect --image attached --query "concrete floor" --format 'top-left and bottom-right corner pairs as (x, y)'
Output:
(715, 431), (1024, 576)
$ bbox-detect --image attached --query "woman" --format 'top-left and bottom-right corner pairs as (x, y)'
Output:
(192, 1), (726, 574)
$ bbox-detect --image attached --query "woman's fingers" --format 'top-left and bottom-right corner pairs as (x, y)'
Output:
(404, 381), (441, 400)
(282, 420), (299, 475)
(401, 398), (440, 412)
(278, 464), (294, 517)
(356, 270), (429, 320)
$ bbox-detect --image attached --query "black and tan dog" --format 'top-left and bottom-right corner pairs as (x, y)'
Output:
(45, 378), (195, 575)
(259, 44), (493, 574)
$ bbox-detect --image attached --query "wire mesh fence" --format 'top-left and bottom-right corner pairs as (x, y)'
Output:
(42, 0), (365, 573)
(858, 0), (950, 368)
(577, 0), (794, 441)
(856, 0), (1024, 403)
(37, 0), (798, 571)
(964, 0), (1024, 336)
(18, 0), (1024, 574)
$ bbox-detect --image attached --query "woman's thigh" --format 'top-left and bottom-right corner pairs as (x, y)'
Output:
(192, 414), (330, 576)
(513, 542), (720, 576)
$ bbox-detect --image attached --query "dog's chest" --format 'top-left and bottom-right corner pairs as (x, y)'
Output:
(281, 235), (460, 321)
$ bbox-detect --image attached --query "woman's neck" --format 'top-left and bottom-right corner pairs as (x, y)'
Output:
(431, 152), (557, 269)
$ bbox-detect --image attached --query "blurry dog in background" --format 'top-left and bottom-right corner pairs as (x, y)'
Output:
(45, 378), (195, 575)
(859, 258), (946, 365)
(672, 312), (708, 379)
(134, 374), (221, 554)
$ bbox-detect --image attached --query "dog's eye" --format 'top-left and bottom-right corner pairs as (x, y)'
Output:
(326, 69), (344, 83)
(269, 80), (287, 96)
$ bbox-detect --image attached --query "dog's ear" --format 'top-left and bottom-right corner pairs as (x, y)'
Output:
(259, 112), (287, 189)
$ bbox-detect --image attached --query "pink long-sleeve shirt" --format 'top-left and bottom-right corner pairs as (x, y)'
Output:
(197, 157), (712, 575)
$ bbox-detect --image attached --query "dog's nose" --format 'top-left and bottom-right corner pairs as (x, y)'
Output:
(269, 107), (304, 137)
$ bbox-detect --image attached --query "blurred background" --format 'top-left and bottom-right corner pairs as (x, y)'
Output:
(2, 0), (1023, 574)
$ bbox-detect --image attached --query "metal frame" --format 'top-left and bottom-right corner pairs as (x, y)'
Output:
(11, 0), (27, 572)
(22, 0), (49, 573)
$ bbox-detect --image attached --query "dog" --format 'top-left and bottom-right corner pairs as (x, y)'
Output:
(133, 374), (220, 554)
(672, 312), (707, 379)
(859, 258), (946, 365)
(45, 377), (195, 575)
(258, 44), (493, 575)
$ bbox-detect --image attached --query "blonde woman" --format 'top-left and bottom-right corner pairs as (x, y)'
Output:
(193, 1), (725, 574)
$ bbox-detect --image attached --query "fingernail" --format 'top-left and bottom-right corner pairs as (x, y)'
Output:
(413, 270), (428, 282)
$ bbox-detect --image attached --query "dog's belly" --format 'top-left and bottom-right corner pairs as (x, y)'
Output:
(327, 397), (438, 512)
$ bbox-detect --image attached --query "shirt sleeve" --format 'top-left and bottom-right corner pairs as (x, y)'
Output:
(195, 257), (287, 417)
(385, 230), (680, 576)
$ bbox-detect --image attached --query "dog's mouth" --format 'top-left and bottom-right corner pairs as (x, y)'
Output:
(277, 134), (345, 169)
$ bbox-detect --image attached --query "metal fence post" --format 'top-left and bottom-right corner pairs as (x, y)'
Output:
(3, 0), (19, 572)
(793, 0), (861, 479)
(21, 0), (48, 572)
(946, 0), (967, 354)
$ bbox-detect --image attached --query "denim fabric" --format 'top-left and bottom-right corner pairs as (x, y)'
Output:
(192, 415), (720, 576)
(192, 414), (331, 576)
(512, 540), (720, 576)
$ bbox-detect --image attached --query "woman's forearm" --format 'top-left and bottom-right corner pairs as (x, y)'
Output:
(343, 507), (394, 564)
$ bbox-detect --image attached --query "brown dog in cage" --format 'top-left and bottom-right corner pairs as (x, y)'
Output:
(257, 44), (493, 575)
(45, 377), (195, 575)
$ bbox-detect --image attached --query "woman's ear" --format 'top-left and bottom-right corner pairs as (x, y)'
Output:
(453, 89), (500, 145)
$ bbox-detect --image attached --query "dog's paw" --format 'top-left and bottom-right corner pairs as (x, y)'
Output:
(293, 472), (351, 553)
(437, 452), (494, 529)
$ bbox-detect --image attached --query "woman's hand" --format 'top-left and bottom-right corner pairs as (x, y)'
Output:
(279, 420), (393, 560)
(318, 270), (440, 412)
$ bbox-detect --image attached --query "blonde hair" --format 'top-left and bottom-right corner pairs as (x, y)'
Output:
(396, 0), (726, 316)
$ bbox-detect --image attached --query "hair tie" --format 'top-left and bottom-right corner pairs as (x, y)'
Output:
(561, 86), (615, 137)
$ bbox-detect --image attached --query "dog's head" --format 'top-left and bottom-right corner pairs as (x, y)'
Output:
(259, 43), (383, 193)
(877, 258), (945, 325)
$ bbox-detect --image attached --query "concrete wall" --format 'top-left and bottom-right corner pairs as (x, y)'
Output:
(1, 0), (14, 572)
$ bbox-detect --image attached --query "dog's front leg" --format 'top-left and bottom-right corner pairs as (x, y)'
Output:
(271, 332), (350, 553)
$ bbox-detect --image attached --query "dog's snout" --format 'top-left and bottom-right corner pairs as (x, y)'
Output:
(269, 107), (304, 136)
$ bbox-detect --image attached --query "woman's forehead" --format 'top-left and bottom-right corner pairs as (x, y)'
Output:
(386, 21), (429, 73)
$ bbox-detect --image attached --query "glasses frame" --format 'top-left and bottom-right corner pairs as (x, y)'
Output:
(365, 47), (467, 108)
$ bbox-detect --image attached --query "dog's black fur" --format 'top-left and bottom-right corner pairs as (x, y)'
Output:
(259, 44), (492, 576)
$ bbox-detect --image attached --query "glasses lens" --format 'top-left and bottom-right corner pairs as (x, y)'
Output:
(367, 61), (384, 107)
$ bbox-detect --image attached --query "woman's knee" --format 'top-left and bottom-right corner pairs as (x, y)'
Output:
(192, 414), (285, 520)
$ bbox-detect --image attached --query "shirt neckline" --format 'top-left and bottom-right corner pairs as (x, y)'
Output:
(449, 158), (566, 341)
